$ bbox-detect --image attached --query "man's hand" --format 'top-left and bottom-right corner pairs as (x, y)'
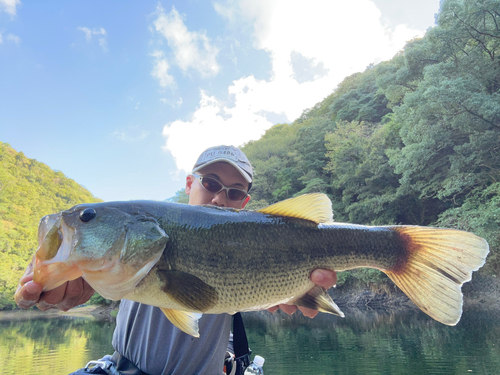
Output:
(267, 269), (337, 318)
(15, 258), (94, 311)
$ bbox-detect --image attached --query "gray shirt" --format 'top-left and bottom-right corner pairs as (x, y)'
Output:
(112, 299), (232, 375)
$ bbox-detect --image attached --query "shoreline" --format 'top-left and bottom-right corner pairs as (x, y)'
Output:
(0, 304), (117, 321)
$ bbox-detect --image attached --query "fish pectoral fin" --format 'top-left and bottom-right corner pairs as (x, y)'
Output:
(293, 285), (345, 317)
(157, 270), (219, 312)
(256, 193), (333, 224)
(160, 308), (202, 337)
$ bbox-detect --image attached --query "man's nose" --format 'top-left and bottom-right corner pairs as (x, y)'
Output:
(211, 190), (228, 206)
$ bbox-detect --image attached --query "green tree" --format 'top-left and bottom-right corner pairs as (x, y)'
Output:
(376, 37), (440, 108)
(324, 120), (424, 225)
(292, 117), (337, 196)
(436, 183), (500, 273)
(390, 0), (500, 206)
(242, 122), (303, 206)
(327, 66), (391, 123)
(0, 142), (102, 309)
(167, 188), (190, 204)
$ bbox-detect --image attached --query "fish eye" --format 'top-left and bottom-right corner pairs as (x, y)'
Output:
(80, 208), (97, 222)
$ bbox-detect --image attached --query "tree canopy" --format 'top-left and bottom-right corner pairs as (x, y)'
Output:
(0, 142), (101, 309)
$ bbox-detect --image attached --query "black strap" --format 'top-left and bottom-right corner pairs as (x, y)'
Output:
(111, 352), (147, 375)
(232, 312), (251, 372)
(232, 313), (250, 358)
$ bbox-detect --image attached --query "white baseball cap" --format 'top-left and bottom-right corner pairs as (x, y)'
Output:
(192, 145), (253, 190)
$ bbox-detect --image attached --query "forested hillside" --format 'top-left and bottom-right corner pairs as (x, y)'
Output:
(241, 0), (499, 275)
(0, 142), (101, 309)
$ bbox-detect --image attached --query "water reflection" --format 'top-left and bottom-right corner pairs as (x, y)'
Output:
(0, 308), (499, 375)
(0, 315), (115, 375)
(242, 308), (500, 375)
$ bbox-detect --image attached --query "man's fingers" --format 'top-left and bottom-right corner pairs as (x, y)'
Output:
(37, 278), (95, 311)
(278, 304), (297, 315)
(268, 304), (320, 318)
(267, 305), (279, 313)
(17, 276), (96, 312)
(268, 304), (296, 315)
(267, 269), (337, 316)
(15, 281), (43, 309)
(310, 269), (337, 289)
(21, 255), (36, 278)
(16, 256), (35, 293)
(37, 283), (70, 311)
(37, 283), (68, 308)
(20, 273), (34, 284)
(56, 278), (95, 311)
(15, 255), (38, 309)
(298, 306), (319, 318)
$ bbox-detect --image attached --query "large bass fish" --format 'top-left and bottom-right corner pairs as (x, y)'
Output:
(16, 194), (489, 337)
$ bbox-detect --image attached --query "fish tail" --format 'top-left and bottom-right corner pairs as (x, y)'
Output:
(384, 227), (489, 325)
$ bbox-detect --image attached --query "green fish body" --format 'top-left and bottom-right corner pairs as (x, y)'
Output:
(22, 194), (489, 337)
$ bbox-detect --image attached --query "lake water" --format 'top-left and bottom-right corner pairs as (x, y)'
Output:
(1, 307), (499, 375)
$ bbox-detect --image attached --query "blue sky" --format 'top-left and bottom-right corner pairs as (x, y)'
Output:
(0, 0), (440, 202)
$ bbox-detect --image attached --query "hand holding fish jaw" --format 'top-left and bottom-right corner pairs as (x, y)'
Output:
(267, 269), (337, 318)
(17, 276), (95, 311)
(15, 256), (95, 311)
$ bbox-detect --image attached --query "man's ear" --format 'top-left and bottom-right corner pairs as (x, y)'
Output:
(185, 175), (194, 195)
(241, 194), (251, 209)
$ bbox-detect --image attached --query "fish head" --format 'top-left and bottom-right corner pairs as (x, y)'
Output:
(33, 203), (169, 300)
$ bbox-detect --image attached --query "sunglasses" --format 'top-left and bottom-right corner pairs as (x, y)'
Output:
(192, 174), (249, 202)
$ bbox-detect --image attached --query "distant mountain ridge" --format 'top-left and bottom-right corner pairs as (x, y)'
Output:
(0, 141), (101, 309)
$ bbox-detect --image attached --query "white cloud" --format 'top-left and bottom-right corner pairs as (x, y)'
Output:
(163, 0), (427, 171)
(162, 90), (273, 172)
(151, 50), (175, 89)
(112, 126), (149, 142)
(152, 5), (220, 81)
(0, 31), (21, 44)
(0, 0), (20, 15)
(160, 97), (183, 108)
(6, 33), (21, 44)
(98, 37), (108, 51)
(78, 26), (92, 41)
(77, 26), (108, 51)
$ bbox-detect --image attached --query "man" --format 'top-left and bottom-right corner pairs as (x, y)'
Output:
(16, 145), (336, 374)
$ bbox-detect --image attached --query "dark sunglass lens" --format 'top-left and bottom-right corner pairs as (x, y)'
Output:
(228, 189), (246, 201)
(202, 177), (222, 193)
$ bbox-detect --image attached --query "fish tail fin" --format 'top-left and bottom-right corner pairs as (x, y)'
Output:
(384, 227), (489, 325)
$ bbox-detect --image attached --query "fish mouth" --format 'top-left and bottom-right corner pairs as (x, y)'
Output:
(36, 213), (63, 262)
(33, 213), (82, 291)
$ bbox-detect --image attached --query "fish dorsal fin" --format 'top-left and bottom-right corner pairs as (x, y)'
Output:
(257, 193), (333, 224)
(160, 308), (202, 337)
